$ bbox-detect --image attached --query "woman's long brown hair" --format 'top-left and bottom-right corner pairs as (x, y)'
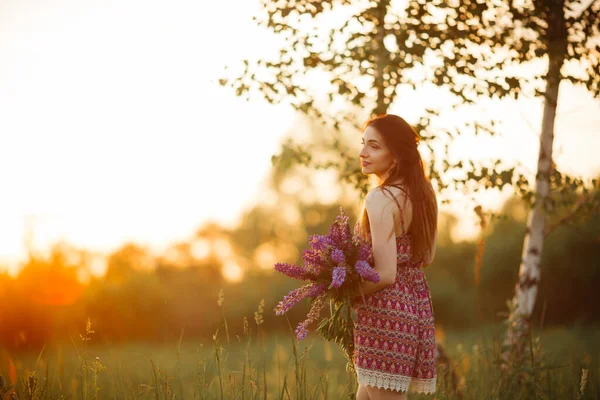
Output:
(358, 114), (438, 262)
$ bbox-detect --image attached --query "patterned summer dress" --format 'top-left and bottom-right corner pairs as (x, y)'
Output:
(352, 186), (436, 394)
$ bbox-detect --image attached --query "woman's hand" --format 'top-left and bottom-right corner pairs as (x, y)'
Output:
(350, 297), (359, 310)
(350, 295), (361, 309)
(350, 282), (367, 309)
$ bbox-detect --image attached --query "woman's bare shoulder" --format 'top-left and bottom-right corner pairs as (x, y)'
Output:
(365, 187), (406, 218)
(366, 185), (409, 205)
(365, 186), (401, 205)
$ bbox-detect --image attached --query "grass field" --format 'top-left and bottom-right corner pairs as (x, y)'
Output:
(1, 318), (599, 399)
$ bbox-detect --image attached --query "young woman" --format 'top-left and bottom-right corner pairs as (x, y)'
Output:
(352, 114), (438, 399)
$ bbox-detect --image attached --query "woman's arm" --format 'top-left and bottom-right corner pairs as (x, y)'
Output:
(361, 189), (398, 288)
(358, 274), (394, 296)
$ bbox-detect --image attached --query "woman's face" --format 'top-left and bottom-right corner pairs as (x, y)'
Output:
(359, 125), (396, 182)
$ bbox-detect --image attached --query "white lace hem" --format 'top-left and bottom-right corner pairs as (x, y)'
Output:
(355, 366), (436, 394)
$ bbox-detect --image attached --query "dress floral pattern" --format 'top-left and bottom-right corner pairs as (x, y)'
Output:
(352, 187), (436, 394)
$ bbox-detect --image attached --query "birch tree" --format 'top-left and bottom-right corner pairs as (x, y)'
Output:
(424, 0), (600, 362)
(504, 0), (599, 360)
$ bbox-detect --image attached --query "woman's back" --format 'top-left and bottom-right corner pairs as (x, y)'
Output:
(355, 183), (428, 266)
(379, 184), (413, 237)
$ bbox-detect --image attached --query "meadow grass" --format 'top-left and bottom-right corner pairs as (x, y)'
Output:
(1, 307), (599, 399)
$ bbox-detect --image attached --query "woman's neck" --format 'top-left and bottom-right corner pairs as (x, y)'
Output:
(381, 179), (404, 186)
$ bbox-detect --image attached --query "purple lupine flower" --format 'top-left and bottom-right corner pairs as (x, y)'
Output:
(356, 243), (372, 262)
(328, 266), (347, 289)
(330, 248), (345, 265)
(294, 292), (328, 340)
(301, 248), (319, 265)
(273, 282), (327, 315)
(274, 262), (315, 281)
(295, 323), (308, 340)
(354, 260), (380, 283)
(301, 248), (327, 275)
(339, 226), (352, 253)
(329, 207), (349, 248)
(274, 207), (384, 342)
(305, 282), (328, 297)
(308, 234), (333, 252)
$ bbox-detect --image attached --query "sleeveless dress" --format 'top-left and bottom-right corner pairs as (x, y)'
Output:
(352, 186), (436, 394)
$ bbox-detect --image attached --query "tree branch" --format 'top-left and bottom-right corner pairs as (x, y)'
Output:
(544, 194), (599, 238)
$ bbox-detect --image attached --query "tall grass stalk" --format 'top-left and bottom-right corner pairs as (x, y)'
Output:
(176, 327), (185, 399)
(150, 359), (160, 400)
(217, 289), (231, 346)
(212, 329), (224, 400)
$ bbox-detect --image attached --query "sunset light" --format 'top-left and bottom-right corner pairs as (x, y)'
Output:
(1, 0), (598, 278)
(1, 0), (598, 397)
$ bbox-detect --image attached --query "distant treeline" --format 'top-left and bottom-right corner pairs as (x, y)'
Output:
(1, 197), (598, 351)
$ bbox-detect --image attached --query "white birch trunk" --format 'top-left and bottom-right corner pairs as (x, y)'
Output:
(503, 50), (564, 354)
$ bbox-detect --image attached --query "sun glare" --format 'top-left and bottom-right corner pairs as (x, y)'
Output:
(0, 0), (295, 273)
(254, 242), (277, 270)
(0, 0), (598, 276)
(222, 259), (244, 283)
(190, 238), (211, 260)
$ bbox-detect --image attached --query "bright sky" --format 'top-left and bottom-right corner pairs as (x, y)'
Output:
(0, 0), (295, 274)
(0, 0), (599, 276)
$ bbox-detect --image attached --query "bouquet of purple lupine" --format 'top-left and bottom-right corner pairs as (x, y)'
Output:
(272, 207), (380, 372)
